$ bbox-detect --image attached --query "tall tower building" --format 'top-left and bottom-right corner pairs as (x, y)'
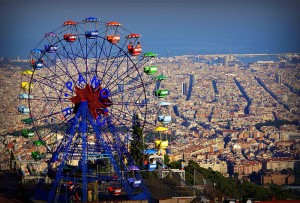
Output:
(182, 82), (188, 96)
(223, 56), (229, 67)
(118, 84), (124, 92)
(275, 73), (282, 83)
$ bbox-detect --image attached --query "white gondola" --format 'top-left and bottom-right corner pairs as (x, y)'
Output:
(158, 101), (172, 106)
(18, 105), (30, 114)
(19, 94), (34, 99)
(158, 115), (172, 124)
(157, 101), (172, 124)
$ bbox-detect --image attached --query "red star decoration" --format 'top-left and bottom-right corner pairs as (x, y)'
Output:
(70, 84), (112, 119)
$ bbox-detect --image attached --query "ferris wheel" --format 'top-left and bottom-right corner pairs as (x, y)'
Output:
(18, 17), (160, 202)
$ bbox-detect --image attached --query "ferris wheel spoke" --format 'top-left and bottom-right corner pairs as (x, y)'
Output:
(109, 106), (135, 123)
(39, 120), (69, 139)
(100, 54), (121, 81)
(33, 107), (69, 124)
(85, 39), (91, 83)
(30, 93), (71, 104)
(93, 42), (104, 74)
(100, 39), (109, 60)
(39, 54), (78, 86)
(111, 102), (145, 107)
(100, 49), (127, 85)
(40, 121), (76, 148)
(106, 38), (113, 59)
(89, 38), (103, 58)
(105, 57), (150, 89)
(93, 38), (108, 63)
(63, 35), (88, 82)
(109, 103), (149, 127)
(94, 37), (109, 68)
(29, 80), (56, 108)
(103, 55), (130, 87)
(35, 116), (74, 148)
(56, 39), (82, 76)
(31, 75), (67, 97)
(85, 39), (105, 83)
(109, 76), (155, 97)
(30, 76), (70, 104)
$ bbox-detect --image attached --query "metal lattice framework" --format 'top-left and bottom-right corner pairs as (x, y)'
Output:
(19, 17), (159, 202)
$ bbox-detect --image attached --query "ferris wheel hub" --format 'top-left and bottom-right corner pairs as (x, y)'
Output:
(70, 84), (112, 119)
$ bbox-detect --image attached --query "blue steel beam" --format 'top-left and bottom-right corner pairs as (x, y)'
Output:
(87, 112), (135, 199)
(79, 102), (88, 203)
(106, 117), (153, 202)
(47, 102), (152, 202)
(47, 113), (80, 202)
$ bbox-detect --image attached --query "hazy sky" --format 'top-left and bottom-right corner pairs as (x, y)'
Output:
(1, 0), (300, 58)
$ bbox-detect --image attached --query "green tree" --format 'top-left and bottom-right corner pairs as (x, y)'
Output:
(129, 114), (144, 167)
(169, 160), (182, 169)
(183, 160), (300, 200)
(10, 151), (15, 170)
(164, 154), (170, 165)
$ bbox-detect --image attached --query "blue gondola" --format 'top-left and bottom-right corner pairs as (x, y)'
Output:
(44, 45), (58, 53)
(148, 159), (157, 171)
(144, 149), (157, 155)
(30, 49), (42, 54)
(85, 31), (98, 39)
(127, 165), (141, 187)
(143, 149), (158, 171)
(84, 17), (100, 22)
(33, 61), (43, 69)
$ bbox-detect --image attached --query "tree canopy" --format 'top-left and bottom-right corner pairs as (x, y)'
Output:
(169, 159), (300, 200)
(129, 114), (145, 168)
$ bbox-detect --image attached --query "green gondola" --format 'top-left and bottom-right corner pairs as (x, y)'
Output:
(21, 117), (35, 124)
(156, 75), (167, 81)
(154, 89), (168, 98)
(31, 151), (42, 161)
(144, 66), (157, 75)
(143, 52), (157, 58)
(33, 140), (44, 146)
(22, 129), (35, 138)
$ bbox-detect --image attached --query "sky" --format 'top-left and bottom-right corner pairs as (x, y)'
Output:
(0, 0), (300, 58)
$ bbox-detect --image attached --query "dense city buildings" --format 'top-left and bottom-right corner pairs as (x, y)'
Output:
(0, 53), (300, 188)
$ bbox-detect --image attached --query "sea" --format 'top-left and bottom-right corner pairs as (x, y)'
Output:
(236, 55), (279, 64)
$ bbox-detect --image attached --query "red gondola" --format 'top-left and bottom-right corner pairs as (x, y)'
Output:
(63, 20), (78, 26)
(63, 34), (77, 42)
(105, 21), (122, 44)
(126, 34), (142, 56)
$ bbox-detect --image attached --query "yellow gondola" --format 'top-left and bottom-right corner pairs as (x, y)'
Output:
(21, 82), (33, 91)
(155, 126), (168, 132)
(22, 70), (35, 75)
(155, 140), (168, 150)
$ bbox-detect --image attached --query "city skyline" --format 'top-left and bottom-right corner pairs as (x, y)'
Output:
(1, 0), (300, 58)
(0, 0), (300, 202)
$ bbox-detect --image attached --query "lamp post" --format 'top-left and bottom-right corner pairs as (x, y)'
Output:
(213, 182), (216, 203)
